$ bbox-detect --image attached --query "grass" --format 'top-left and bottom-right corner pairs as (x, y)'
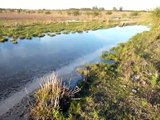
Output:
(67, 8), (160, 119)
(31, 74), (63, 120)
(30, 8), (160, 120)
(130, 11), (139, 17)
(106, 11), (112, 15)
(0, 37), (8, 43)
(47, 33), (56, 37)
(11, 39), (18, 44)
(0, 9), (150, 44)
(30, 73), (81, 120)
(0, 21), (132, 44)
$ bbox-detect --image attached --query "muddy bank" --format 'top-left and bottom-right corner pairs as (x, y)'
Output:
(0, 94), (31, 120)
(0, 72), (81, 120)
(0, 47), (103, 117)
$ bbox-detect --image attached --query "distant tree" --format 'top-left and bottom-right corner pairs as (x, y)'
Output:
(9, 9), (15, 12)
(67, 11), (72, 15)
(26, 10), (31, 14)
(93, 11), (100, 16)
(119, 6), (123, 11)
(0, 9), (3, 13)
(72, 10), (80, 16)
(99, 7), (105, 11)
(17, 9), (22, 14)
(113, 7), (117, 11)
(81, 8), (91, 11)
(37, 10), (43, 14)
(152, 8), (160, 17)
(92, 6), (98, 10)
(69, 8), (79, 11)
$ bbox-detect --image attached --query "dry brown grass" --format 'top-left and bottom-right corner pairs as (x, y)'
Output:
(0, 10), (151, 27)
(30, 73), (81, 120)
(31, 74), (61, 119)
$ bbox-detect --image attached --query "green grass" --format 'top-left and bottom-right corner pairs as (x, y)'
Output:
(0, 21), (120, 44)
(11, 39), (18, 44)
(47, 33), (56, 37)
(0, 37), (8, 43)
(64, 9), (160, 119)
(151, 7), (160, 24)
(0, 9), (150, 44)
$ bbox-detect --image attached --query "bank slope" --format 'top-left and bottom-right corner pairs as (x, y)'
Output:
(31, 9), (160, 120)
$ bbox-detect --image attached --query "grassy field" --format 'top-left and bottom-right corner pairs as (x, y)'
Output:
(1, 8), (159, 119)
(0, 9), (150, 44)
(0, 9), (150, 25)
(29, 8), (160, 120)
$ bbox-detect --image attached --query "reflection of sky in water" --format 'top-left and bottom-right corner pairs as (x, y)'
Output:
(0, 25), (149, 94)
(0, 25), (149, 64)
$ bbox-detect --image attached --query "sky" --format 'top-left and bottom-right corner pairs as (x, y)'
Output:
(0, 0), (160, 10)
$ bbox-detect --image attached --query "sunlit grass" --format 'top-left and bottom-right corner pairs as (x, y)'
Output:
(31, 73), (81, 120)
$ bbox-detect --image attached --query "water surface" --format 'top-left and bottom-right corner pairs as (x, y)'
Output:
(0, 25), (149, 101)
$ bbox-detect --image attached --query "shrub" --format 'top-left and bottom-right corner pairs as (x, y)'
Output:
(0, 37), (8, 43)
(67, 11), (72, 15)
(11, 39), (18, 44)
(72, 10), (80, 16)
(152, 7), (160, 23)
(45, 11), (51, 14)
(113, 7), (117, 11)
(130, 11), (139, 17)
(119, 7), (123, 11)
(106, 11), (112, 15)
(152, 7), (160, 18)
(93, 11), (100, 16)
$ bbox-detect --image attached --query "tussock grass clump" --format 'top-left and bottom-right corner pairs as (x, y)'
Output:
(106, 11), (112, 15)
(47, 33), (56, 37)
(45, 11), (51, 14)
(130, 11), (139, 17)
(0, 37), (8, 43)
(30, 73), (81, 120)
(31, 74), (62, 119)
(72, 10), (80, 16)
(11, 39), (18, 44)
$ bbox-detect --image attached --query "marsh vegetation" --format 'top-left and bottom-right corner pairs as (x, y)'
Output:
(0, 8), (150, 44)
(28, 8), (160, 120)
(0, 6), (159, 120)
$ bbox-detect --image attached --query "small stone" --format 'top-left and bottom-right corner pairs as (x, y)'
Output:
(131, 75), (140, 82)
(141, 81), (146, 86)
(132, 89), (137, 93)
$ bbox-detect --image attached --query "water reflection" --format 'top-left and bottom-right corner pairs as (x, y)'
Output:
(0, 25), (149, 100)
